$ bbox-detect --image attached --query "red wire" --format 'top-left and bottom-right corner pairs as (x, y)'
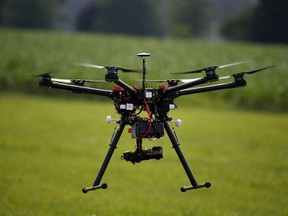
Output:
(140, 99), (153, 138)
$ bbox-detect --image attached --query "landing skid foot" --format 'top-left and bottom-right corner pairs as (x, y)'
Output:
(82, 183), (108, 193)
(181, 182), (211, 192)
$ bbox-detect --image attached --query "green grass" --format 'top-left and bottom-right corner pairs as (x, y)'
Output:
(1, 93), (287, 215)
(0, 28), (288, 110)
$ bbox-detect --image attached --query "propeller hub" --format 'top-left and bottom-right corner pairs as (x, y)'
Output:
(205, 66), (217, 71)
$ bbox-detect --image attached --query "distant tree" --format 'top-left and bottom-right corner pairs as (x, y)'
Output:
(96, 0), (161, 36)
(221, 0), (288, 44)
(75, 0), (99, 31)
(73, 0), (215, 38)
(170, 0), (214, 38)
(250, 0), (288, 43)
(0, 0), (7, 25)
(220, 8), (253, 41)
(0, 0), (66, 29)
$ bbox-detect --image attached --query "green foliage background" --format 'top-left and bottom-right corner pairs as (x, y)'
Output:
(1, 94), (287, 215)
(0, 29), (288, 215)
(0, 28), (287, 111)
(221, 0), (288, 43)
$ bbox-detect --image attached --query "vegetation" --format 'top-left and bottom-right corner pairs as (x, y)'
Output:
(1, 93), (287, 215)
(169, 0), (213, 38)
(221, 0), (288, 43)
(0, 0), (214, 38)
(1, 28), (287, 215)
(0, 0), (65, 29)
(0, 28), (287, 111)
(2, 0), (288, 44)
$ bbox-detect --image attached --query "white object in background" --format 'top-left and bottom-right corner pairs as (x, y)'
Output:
(175, 119), (182, 127)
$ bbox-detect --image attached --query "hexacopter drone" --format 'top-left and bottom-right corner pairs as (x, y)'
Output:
(37, 53), (275, 193)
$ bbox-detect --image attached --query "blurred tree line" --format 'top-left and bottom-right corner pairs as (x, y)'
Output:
(0, 0), (287, 43)
(0, 0), (213, 38)
(0, 0), (66, 29)
(73, 0), (214, 38)
(221, 0), (288, 44)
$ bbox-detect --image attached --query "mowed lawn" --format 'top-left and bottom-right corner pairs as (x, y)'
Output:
(0, 93), (287, 215)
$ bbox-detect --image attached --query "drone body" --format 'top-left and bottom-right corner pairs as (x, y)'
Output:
(37, 53), (275, 193)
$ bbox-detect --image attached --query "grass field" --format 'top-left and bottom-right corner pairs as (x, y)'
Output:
(0, 28), (288, 110)
(0, 93), (287, 215)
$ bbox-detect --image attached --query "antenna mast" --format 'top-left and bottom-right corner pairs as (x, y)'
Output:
(137, 52), (151, 90)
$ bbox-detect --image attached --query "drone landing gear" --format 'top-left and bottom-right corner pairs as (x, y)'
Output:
(163, 121), (211, 192)
(82, 120), (210, 193)
(82, 121), (126, 193)
(82, 183), (107, 193)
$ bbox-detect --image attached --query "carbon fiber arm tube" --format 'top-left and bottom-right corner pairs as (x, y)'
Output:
(40, 81), (114, 99)
(174, 80), (246, 98)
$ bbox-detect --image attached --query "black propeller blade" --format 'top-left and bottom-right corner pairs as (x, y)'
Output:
(34, 72), (53, 78)
(145, 78), (201, 83)
(144, 78), (204, 87)
(240, 65), (277, 75)
(76, 63), (141, 73)
(219, 65), (277, 80)
(174, 61), (249, 74)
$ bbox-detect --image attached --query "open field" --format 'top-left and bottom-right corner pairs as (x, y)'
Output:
(0, 28), (288, 111)
(0, 93), (287, 215)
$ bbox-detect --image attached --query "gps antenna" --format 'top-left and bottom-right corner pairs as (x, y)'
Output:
(137, 52), (151, 90)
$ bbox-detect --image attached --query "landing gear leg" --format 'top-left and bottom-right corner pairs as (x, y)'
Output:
(82, 121), (126, 193)
(163, 121), (211, 192)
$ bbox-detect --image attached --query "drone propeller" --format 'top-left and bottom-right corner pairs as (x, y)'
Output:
(51, 78), (72, 84)
(76, 63), (141, 73)
(34, 73), (105, 85)
(219, 65), (277, 80)
(34, 72), (53, 78)
(49, 78), (106, 86)
(146, 78), (201, 84)
(84, 79), (106, 83)
(175, 61), (250, 74)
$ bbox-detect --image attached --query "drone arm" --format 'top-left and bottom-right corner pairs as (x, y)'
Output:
(165, 76), (216, 94)
(114, 79), (136, 95)
(40, 81), (114, 99)
(163, 121), (211, 191)
(82, 120), (126, 193)
(175, 80), (246, 98)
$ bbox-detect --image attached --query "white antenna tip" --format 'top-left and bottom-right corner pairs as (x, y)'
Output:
(137, 52), (151, 57)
